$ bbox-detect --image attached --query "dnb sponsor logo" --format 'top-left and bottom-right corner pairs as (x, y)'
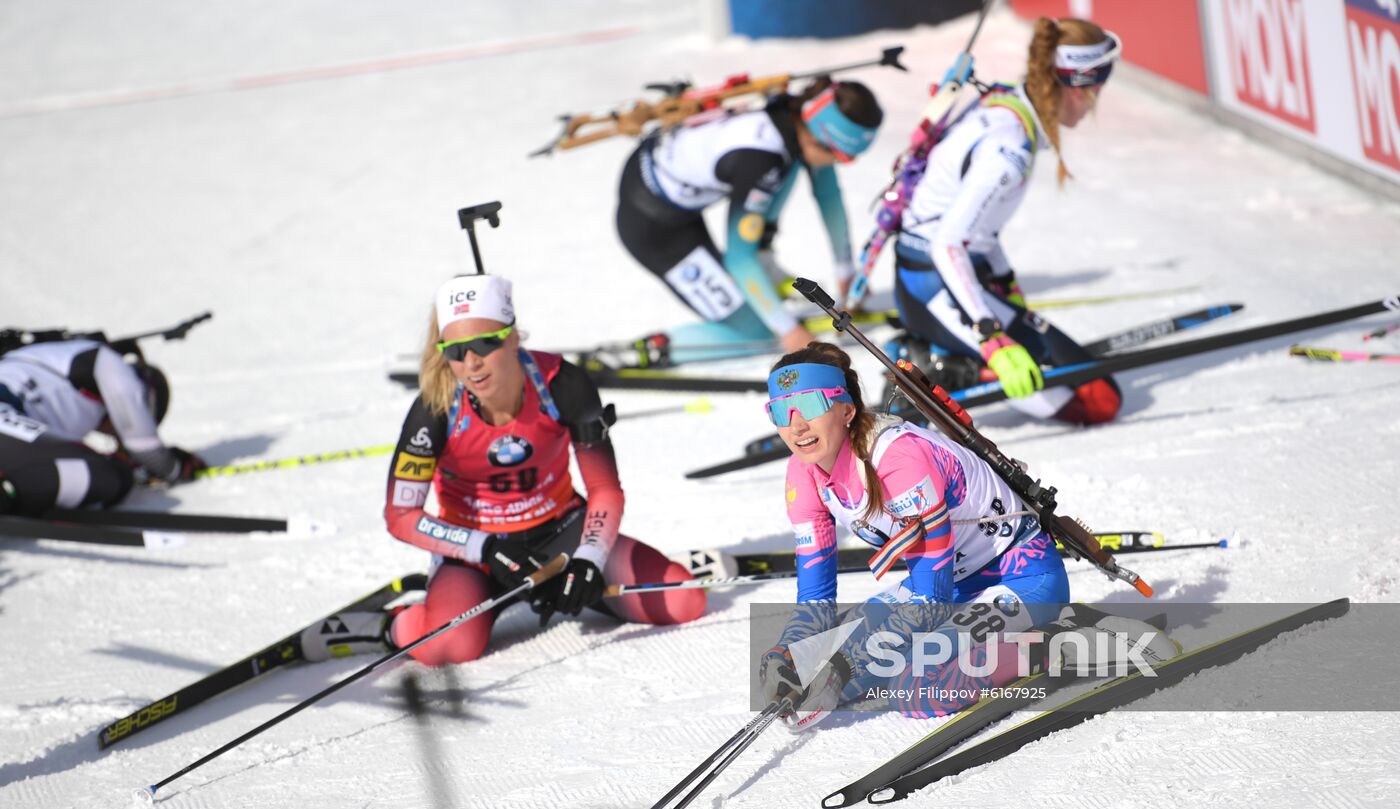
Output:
(1346, 0), (1400, 172)
(1223, 0), (1316, 132)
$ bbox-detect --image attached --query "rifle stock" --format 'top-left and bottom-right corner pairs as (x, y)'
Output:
(534, 47), (905, 156)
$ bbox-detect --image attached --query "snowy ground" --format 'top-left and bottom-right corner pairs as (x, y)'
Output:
(3, 2), (1399, 807)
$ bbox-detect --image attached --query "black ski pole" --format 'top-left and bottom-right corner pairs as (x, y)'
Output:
(607, 566), (870, 597)
(457, 201), (502, 275)
(667, 705), (787, 809)
(650, 702), (787, 809)
(133, 554), (567, 804)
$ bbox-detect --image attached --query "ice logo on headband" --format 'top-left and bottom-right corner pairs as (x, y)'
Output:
(776, 369), (800, 391)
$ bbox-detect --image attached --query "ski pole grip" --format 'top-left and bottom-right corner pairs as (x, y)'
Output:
(527, 553), (570, 588)
(793, 277), (834, 310)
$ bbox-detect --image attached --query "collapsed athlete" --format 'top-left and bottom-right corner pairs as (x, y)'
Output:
(0, 339), (204, 516)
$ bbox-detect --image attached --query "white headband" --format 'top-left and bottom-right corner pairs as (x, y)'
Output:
(1054, 32), (1122, 72)
(435, 275), (515, 330)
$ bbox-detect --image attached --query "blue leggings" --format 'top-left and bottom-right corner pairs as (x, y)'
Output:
(845, 532), (1070, 717)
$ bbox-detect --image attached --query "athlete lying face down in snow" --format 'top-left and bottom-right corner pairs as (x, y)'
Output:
(0, 339), (205, 516)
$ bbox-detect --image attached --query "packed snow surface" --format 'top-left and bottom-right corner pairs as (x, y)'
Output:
(2, 2), (1398, 807)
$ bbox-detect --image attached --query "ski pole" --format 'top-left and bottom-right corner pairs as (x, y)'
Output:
(619, 397), (714, 421)
(605, 565), (870, 598)
(666, 704), (787, 809)
(618, 541), (1228, 599)
(1362, 321), (1399, 341)
(1027, 284), (1201, 310)
(134, 555), (568, 804)
(650, 701), (788, 809)
(195, 444), (394, 478)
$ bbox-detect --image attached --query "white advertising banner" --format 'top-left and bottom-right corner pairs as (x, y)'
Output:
(1202, 0), (1400, 185)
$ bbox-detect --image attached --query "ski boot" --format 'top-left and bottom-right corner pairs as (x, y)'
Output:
(881, 334), (984, 416)
(575, 332), (673, 372)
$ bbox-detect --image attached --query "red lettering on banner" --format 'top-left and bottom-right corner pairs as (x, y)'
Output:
(1223, 0), (1316, 132)
(1346, 2), (1400, 172)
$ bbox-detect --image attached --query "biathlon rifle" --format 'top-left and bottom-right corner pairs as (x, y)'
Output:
(529, 46), (907, 157)
(849, 0), (994, 307)
(0, 311), (213, 362)
(793, 276), (1153, 598)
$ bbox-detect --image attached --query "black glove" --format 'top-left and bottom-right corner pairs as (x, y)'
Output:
(531, 557), (605, 626)
(758, 647), (802, 707)
(169, 447), (208, 484)
(480, 537), (548, 590)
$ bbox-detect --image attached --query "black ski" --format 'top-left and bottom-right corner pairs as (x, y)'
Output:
(731, 304), (1245, 464)
(40, 508), (289, 534)
(98, 573), (427, 748)
(689, 296), (1398, 479)
(390, 306), (1239, 393)
(865, 598), (1351, 804)
(0, 515), (176, 548)
(820, 604), (1131, 808)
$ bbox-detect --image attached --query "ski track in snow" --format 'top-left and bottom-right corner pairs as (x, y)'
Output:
(2, 2), (1399, 807)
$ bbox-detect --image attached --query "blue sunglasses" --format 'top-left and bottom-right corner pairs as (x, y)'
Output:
(765, 387), (851, 427)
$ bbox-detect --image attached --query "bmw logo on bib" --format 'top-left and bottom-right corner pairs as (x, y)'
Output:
(487, 435), (533, 467)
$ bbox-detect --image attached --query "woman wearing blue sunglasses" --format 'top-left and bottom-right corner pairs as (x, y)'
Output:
(303, 275), (706, 665)
(756, 342), (1070, 730)
(612, 77), (883, 364)
(887, 17), (1123, 425)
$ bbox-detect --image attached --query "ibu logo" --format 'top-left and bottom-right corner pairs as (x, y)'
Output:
(487, 434), (533, 467)
(1346, 0), (1400, 172)
(1222, 0), (1316, 132)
